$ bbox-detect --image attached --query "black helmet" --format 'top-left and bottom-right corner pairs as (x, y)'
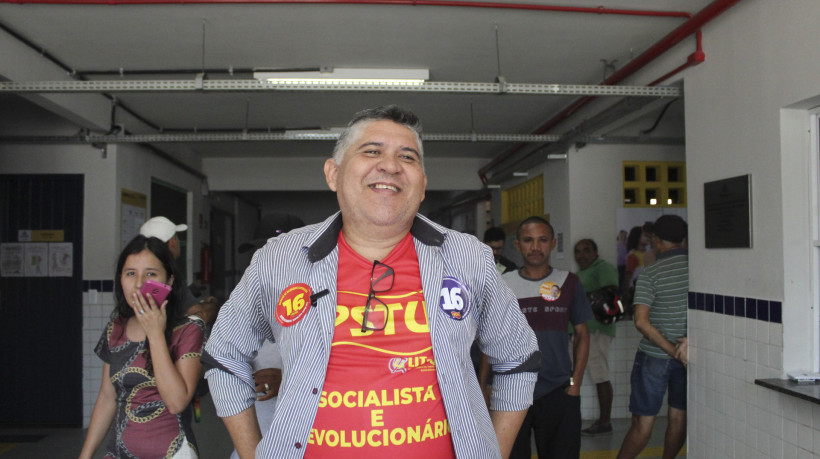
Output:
(588, 285), (625, 324)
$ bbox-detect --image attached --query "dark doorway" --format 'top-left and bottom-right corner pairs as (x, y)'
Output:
(150, 179), (188, 282)
(210, 208), (235, 301)
(0, 174), (84, 426)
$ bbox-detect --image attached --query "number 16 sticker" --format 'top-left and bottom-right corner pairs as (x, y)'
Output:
(440, 277), (470, 320)
(276, 283), (312, 326)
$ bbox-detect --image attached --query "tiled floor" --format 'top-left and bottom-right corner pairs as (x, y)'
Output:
(0, 397), (682, 458)
(0, 395), (233, 459)
(576, 418), (686, 459)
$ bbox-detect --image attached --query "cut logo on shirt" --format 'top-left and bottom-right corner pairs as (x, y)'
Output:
(389, 357), (409, 374)
(276, 283), (312, 326)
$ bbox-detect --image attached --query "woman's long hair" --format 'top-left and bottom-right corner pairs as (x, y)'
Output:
(114, 235), (185, 373)
(626, 226), (644, 252)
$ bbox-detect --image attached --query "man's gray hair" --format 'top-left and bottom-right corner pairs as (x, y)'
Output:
(332, 105), (424, 168)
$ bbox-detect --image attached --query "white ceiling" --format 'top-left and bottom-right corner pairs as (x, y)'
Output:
(0, 0), (707, 187)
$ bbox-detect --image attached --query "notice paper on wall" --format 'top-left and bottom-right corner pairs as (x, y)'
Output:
(0, 243), (24, 277)
(0, 242), (73, 277)
(787, 371), (820, 383)
(24, 243), (48, 277)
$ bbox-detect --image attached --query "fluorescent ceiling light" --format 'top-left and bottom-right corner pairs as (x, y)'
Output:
(282, 128), (345, 140)
(254, 68), (429, 86)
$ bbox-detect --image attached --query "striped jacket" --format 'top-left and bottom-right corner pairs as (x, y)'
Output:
(204, 212), (539, 458)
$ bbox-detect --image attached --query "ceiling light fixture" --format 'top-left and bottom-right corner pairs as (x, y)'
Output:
(253, 67), (429, 87)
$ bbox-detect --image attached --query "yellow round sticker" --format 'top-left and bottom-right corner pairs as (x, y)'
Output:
(276, 283), (312, 326)
(539, 281), (562, 301)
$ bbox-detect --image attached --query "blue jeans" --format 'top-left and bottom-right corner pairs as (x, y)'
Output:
(628, 350), (686, 416)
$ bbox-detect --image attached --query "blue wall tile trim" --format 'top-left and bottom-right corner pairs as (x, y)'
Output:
(688, 291), (782, 324)
(83, 279), (114, 292)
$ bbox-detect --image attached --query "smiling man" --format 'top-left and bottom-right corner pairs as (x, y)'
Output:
(204, 105), (539, 459)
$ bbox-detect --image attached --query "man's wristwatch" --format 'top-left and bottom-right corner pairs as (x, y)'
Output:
(569, 377), (575, 386)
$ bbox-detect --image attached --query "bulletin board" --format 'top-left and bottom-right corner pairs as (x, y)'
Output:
(121, 188), (147, 248)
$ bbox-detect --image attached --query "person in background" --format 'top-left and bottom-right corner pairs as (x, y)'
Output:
(617, 215), (688, 459)
(187, 296), (222, 332)
(472, 225), (518, 404)
(141, 216), (217, 423)
(622, 226), (646, 308)
(80, 235), (205, 458)
(204, 105), (539, 458)
(140, 216), (200, 311)
(639, 222), (657, 269)
(624, 227), (646, 287)
(616, 230), (628, 293)
(574, 238), (620, 437)
(500, 216), (592, 459)
(188, 272), (206, 298)
(484, 226), (517, 274)
(187, 294), (222, 424)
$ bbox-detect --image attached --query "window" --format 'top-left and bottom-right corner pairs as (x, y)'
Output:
(622, 161), (686, 207)
(502, 175), (544, 227)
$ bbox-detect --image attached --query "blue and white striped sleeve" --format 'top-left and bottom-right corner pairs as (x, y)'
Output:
(474, 245), (540, 412)
(204, 249), (271, 418)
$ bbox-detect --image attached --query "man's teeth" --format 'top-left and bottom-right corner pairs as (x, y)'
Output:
(373, 184), (399, 192)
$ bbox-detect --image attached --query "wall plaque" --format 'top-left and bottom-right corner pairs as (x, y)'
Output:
(704, 174), (752, 248)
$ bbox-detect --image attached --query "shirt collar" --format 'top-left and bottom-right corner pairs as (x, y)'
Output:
(306, 212), (445, 262)
(657, 247), (687, 260)
(518, 266), (553, 281)
(577, 257), (603, 274)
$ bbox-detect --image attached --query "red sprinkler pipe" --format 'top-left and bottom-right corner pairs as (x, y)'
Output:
(478, 0), (746, 184)
(648, 30), (705, 87)
(1, 0), (692, 19)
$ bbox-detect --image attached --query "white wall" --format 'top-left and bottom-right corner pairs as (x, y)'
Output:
(680, 0), (820, 457)
(533, 156), (572, 271)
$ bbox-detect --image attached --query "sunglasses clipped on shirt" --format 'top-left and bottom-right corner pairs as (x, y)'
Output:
(361, 260), (395, 333)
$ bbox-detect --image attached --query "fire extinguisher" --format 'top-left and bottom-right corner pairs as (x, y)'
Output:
(201, 244), (211, 284)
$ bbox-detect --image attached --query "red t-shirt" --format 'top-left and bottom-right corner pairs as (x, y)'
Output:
(305, 232), (455, 458)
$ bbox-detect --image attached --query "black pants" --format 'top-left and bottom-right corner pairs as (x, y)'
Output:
(510, 386), (581, 459)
